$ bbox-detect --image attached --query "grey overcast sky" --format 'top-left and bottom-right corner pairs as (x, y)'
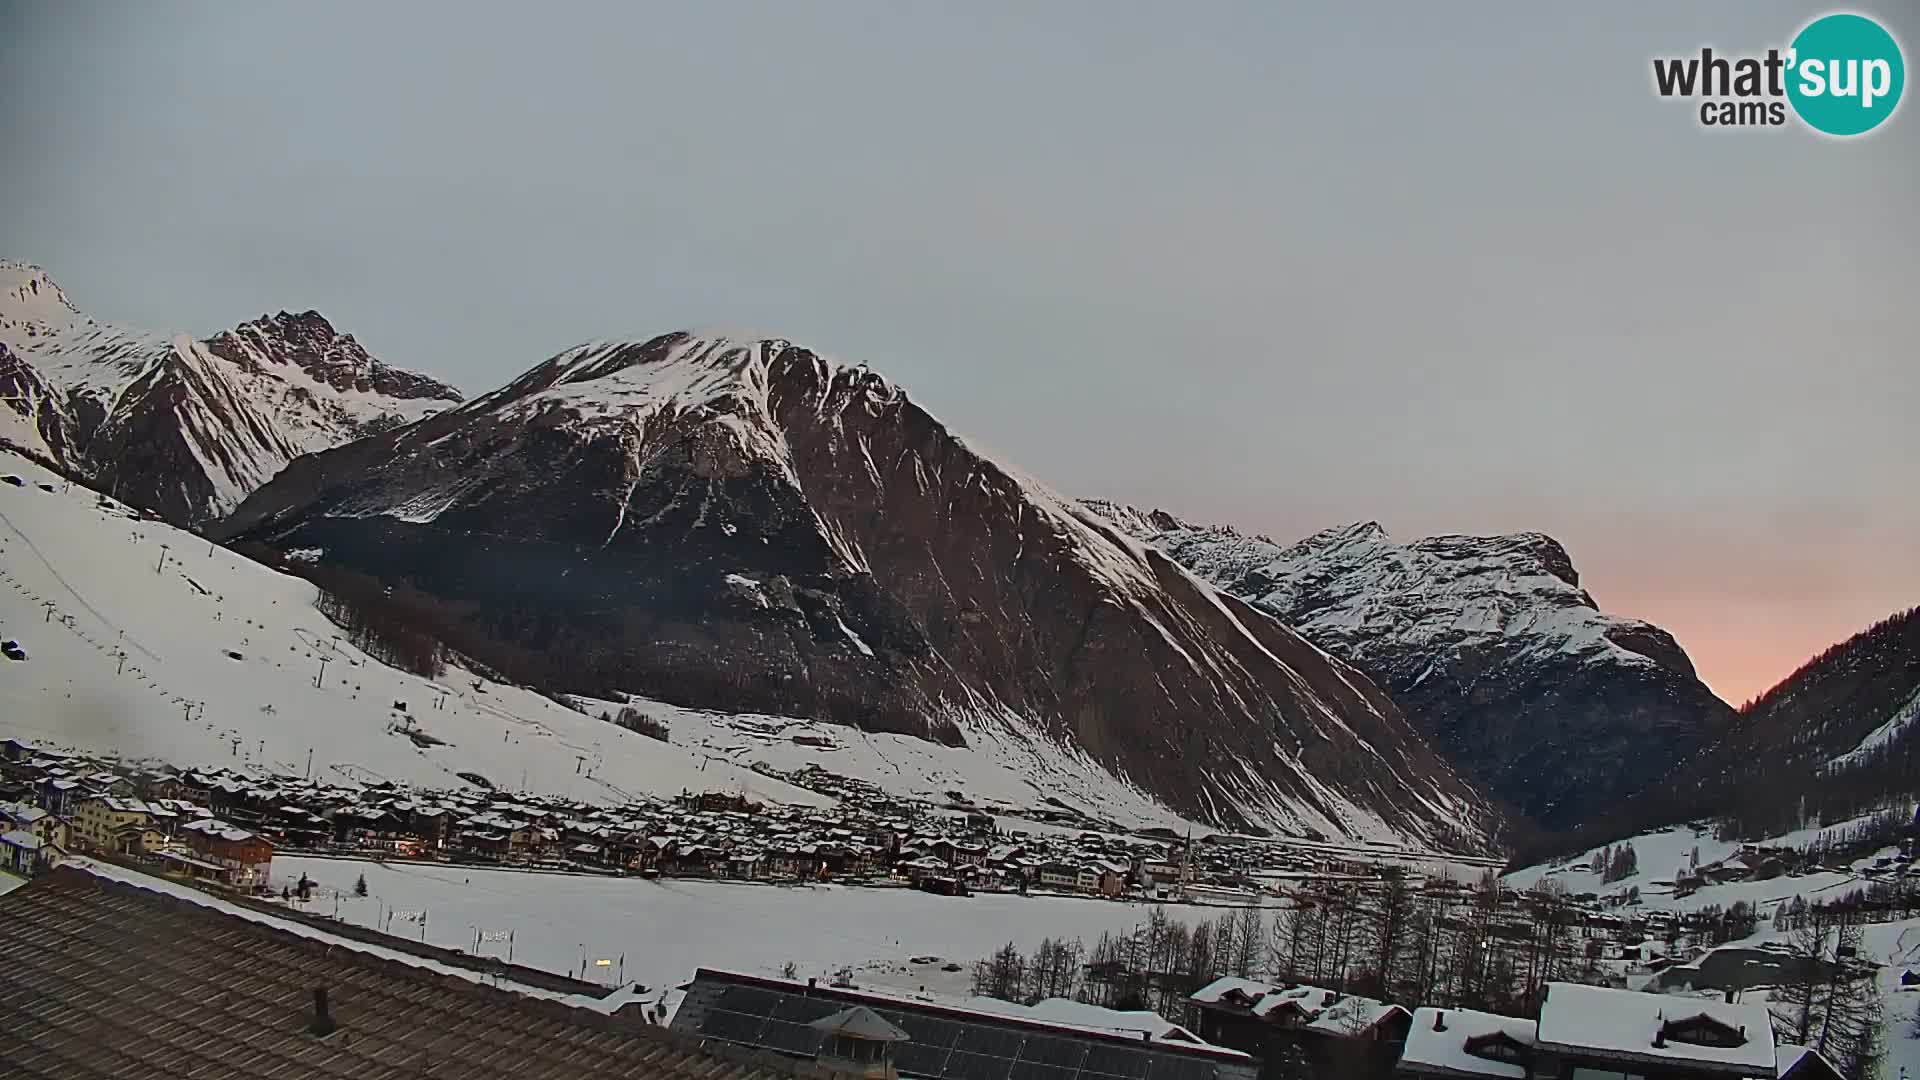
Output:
(2, 1), (1914, 701)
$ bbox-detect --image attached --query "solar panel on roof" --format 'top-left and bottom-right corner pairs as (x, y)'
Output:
(701, 1009), (771, 1044)
(938, 1048), (1010, 1080)
(1084, 1043), (1154, 1079)
(759, 1019), (823, 1056)
(1013, 1034), (1069, 1067)
(901, 1016), (964, 1049)
(769, 995), (839, 1024)
(1029, 1064), (1084, 1080)
(952, 1026), (1023, 1060)
(687, 975), (1236, 1080)
(717, 986), (783, 1014)
(1143, 1054), (1218, 1080)
(893, 1041), (950, 1075)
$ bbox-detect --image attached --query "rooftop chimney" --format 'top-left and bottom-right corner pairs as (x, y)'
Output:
(1434, 1011), (1447, 1032)
(309, 987), (337, 1036)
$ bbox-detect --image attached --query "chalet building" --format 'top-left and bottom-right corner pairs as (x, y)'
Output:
(0, 736), (42, 763)
(38, 776), (81, 817)
(0, 865), (803, 1080)
(1397, 1007), (1538, 1080)
(1076, 861), (1129, 897)
(1190, 977), (1410, 1080)
(180, 818), (274, 890)
(2, 828), (44, 875)
(72, 795), (158, 852)
(407, 805), (450, 849)
(1, 799), (68, 851)
(1533, 983), (1775, 1080)
(1037, 862), (1080, 890)
(113, 822), (169, 855)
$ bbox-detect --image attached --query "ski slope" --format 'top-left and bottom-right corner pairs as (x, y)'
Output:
(0, 451), (1199, 825)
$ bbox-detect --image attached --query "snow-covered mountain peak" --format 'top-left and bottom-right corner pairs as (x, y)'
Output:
(0, 260), (83, 323)
(1085, 499), (1733, 830)
(0, 257), (466, 525)
(207, 310), (461, 404)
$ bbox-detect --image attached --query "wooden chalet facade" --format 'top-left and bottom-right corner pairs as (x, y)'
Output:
(1190, 977), (1411, 1080)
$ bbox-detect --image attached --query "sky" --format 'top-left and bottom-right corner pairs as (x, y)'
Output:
(1, 2), (1913, 704)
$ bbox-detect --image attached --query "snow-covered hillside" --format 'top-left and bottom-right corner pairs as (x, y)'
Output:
(219, 331), (1495, 850)
(0, 451), (1220, 827)
(1508, 815), (1920, 1080)
(1081, 501), (1733, 832)
(0, 260), (460, 525)
(1503, 819), (1874, 913)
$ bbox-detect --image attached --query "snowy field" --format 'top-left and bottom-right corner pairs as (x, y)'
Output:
(273, 855), (1229, 1002)
(1504, 819), (1878, 913)
(0, 453), (1191, 829)
(1508, 815), (1920, 1077)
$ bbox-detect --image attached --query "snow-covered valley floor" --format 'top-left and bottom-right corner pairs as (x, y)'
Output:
(271, 854), (1221, 1005)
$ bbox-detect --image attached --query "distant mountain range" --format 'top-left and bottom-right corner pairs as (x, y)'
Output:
(0, 260), (459, 526)
(4, 258), (1910, 854)
(1077, 502), (1738, 834)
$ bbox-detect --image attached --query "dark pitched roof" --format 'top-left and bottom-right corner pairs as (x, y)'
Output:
(0, 866), (793, 1080)
(811, 1005), (911, 1042)
(673, 968), (1258, 1080)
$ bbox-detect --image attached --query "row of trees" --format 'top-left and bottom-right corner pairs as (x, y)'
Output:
(1597, 841), (1641, 883)
(974, 871), (1590, 1021)
(1770, 911), (1884, 1080)
(310, 565), (446, 678)
(975, 887), (1892, 1080)
(598, 705), (670, 742)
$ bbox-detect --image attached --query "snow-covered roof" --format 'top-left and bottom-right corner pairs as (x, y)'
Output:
(2, 829), (42, 850)
(1535, 983), (1774, 1075)
(0, 801), (48, 824)
(1400, 1007), (1538, 1080)
(1776, 1044), (1839, 1080)
(812, 1005), (912, 1042)
(1304, 994), (1408, 1035)
(1191, 975), (1273, 1005)
(180, 818), (261, 843)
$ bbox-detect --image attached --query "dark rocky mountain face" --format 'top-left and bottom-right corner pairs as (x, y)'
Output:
(1079, 503), (1737, 835)
(1734, 606), (1920, 768)
(204, 311), (462, 406)
(1666, 606), (1920, 839)
(218, 332), (1495, 849)
(0, 261), (461, 526)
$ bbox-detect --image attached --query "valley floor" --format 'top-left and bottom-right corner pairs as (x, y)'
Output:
(268, 854), (1224, 1008)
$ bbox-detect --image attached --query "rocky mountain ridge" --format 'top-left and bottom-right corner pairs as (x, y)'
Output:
(1079, 499), (1736, 832)
(0, 260), (461, 525)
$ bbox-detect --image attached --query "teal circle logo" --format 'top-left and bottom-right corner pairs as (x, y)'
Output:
(1787, 13), (1905, 136)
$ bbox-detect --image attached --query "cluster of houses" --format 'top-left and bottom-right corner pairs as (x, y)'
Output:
(2, 732), (1412, 904)
(1, 738), (275, 889)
